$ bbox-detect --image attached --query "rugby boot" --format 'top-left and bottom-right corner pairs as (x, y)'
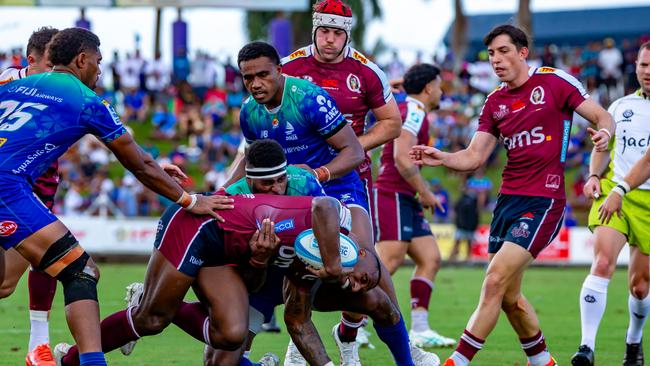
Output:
(53, 343), (71, 366)
(410, 343), (440, 366)
(284, 339), (307, 366)
(527, 356), (558, 366)
(623, 341), (644, 366)
(26, 343), (55, 366)
(571, 344), (595, 366)
(410, 329), (456, 348)
(258, 352), (280, 366)
(332, 324), (361, 366)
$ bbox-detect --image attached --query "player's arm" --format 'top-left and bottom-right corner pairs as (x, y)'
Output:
(410, 131), (497, 172)
(105, 134), (234, 219)
(575, 98), (615, 152)
(584, 148), (611, 199)
(309, 197), (344, 281)
(395, 129), (443, 212)
(283, 279), (332, 366)
(321, 124), (364, 181)
(358, 98), (402, 151)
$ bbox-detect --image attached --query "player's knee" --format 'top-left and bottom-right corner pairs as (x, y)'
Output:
(208, 321), (247, 351)
(501, 294), (523, 313)
(482, 272), (507, 300)
(135, 312), (172, 336)
(592, 254), (616, 277)
(367, 291), (401, 326)
(629, 273), (650, 299)
(0, 281), (18, 299)
(37, 232), (99, 305)
(414, 254), (440, 275)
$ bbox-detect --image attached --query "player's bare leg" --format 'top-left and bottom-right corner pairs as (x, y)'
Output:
(0, 248), (29, 298)
(572, 226), (627, 365)
(16, 221), (102, 360)
(623, 246), (650, 366)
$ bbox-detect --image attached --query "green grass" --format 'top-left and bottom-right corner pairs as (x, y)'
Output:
(0, 264), (637, 365)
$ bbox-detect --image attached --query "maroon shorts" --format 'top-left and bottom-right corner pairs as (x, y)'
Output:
(153, 204), (226, 277)
(488, 194), (566, 258)
(373, 189), (432, 242)
(356, 159), (375, 238)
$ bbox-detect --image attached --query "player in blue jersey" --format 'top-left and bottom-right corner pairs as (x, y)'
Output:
(0, 28), (231, 366)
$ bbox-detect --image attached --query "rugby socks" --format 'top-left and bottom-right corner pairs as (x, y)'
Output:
(410, 276), (434, 332)
(78, 352), (106, 366)
(448, 329), (484, 365)
(28, 269), (56, 351)
(373, 315), (414, 366)
(338, 313), (364, 343)
(172, 301), (211, 345)
(626, 293), (650, 344)
(520, 330), (551, 366)
(62, 308), (140, 366)
(579, 274), (609, 349)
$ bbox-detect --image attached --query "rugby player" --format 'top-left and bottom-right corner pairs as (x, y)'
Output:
(410, 25), (614, 366)
(281, 0), (402, 354)
(0, 26), (61, 366)
(572, 42), (650, 366)
(55, 193), (368, 366)
(373, 63), (455, 348)
(0, 27), (229, 366)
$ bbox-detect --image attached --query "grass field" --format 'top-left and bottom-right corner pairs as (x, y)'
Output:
(0, 264), (636, 365)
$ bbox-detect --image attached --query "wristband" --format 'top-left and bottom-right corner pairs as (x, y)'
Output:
(611, 185), (626, 197)
(598, 128), (612, 139)
(248, 257), (268, 268)
(588, 174), (600, 180)
(176, 191), (192, 208)
(619, 181), (631, 194)
(315, 166), (331, 183)
(184, 194), (198, 210)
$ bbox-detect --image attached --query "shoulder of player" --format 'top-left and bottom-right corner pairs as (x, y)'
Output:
(344, 47), (388, 79)
(484, 83), (506, 101)
(281, 45), (313, 66)
(609, 92), (648, 113)
(533, 66), (585, 90)
(0, 66), (22, 84)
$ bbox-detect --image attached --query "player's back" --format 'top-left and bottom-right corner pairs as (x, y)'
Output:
(0, 72), (125, 184)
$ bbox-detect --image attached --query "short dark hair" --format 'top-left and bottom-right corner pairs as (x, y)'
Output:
(640, 41), (650, 56)
(26, 26), (59, 58)
(238, 41), (280, 67)
(48, 27), (100, 66)
(403, 63), (441, 95)
(483, 24), (529, 50)
(246, 139), (286, 168)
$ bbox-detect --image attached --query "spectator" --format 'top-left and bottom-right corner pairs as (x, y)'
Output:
(598, 37), (624, 102)
(430, 178), (450, 223)
(450, 186), (479, 262)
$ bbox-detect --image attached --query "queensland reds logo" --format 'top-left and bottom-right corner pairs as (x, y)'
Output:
(0, 221), (18, 237)
(530, 86), (546, 105)
(346, 74), (361, 93)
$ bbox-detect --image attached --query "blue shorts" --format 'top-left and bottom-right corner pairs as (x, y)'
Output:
(322, 175), (370, 214)
(248, 265), (286, 322)
(489, 194), (565, 258)
(0, 176), (57, 250)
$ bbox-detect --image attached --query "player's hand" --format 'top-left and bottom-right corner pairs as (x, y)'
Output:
(409, 145), (446, 167)
(418, 190), (445, 214)
(249, 218), (281, 265)
(291, 164), (315, 176)
(305, 264), (352, 283)
(160, 162), (188, 185)
(583, 175), (602, 199)
(588, 127), (611, 152)
(187, 194), (234, 222)
(598, 192), (623, 224)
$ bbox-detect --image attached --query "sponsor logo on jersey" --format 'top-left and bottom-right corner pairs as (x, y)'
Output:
(545, 174), (561, 190)
(620, 109), (634, 123)
(0, 221), (18, 237)
(621, 131), (650, 154)
(12, 143), (58, 174)
(511, 100), (526, 113)
(102, 100), (121, 125)
(322, 79), (338, 88)
(272, 118), (279, 128)
(537, 67), (556, 73)
(346, 74), (361, 93)
(0, 137), (6, 148)
(511, 222), (530, 238)
(493, 104), (509, 121)
(285, 122), (298, 140)
(302, 75), (314, 82)
(289, 49), (307, 60)
(502, 126), (546, 150)
(273, 244), (297, 268)
(274, 219), (295, 233)
(316, 94), (342, 124)
(530, 86), (546, 105)
(189, 256), (204, 266)
(352, 51), (368, 64)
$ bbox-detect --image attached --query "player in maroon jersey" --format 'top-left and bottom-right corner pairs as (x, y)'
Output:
(374, 63), (455, 349)
(411, 25), (615, 366)
(0, 26), (61, 366)
(55, 194), (380, 366)
(281, 0), (402, 356)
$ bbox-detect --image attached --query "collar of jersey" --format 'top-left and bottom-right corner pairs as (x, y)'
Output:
(406, 96), (425, 109)
(265, 77), (288, 114)
(637, 89), (649, 100)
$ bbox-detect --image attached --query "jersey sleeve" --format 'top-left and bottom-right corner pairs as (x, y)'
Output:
(551, 69), (588, 111)
(225, 178), (252, 195)
(402, 103), (426, 137)
(81, 96), (127, 143)
(305, 87), (347, 139)
(239, 99), (256, 143)
(303, 172), (326, 196)
(476, 94), (499, 137)
(362, 62), (393, 109)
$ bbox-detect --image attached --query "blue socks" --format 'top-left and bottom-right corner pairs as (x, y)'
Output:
(373, 315), (414, 366)
(239, 357), (260, 366)
(79, 352), (107, 366)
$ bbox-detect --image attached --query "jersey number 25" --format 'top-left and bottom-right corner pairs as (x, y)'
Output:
(0, 100), (48, 132)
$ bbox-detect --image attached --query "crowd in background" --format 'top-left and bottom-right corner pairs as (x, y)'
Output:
(1, 35), (647, 235)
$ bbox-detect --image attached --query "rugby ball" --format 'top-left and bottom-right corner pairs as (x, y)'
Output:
(294, 229), (359, 269)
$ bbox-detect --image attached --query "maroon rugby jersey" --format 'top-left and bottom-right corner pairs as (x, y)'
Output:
(281, 45), (392, 174)
(478, 66), (587, 199)
(375, 97), (430, 196)
(217, 194), (314, 260)
(0, 66), (59, 209)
